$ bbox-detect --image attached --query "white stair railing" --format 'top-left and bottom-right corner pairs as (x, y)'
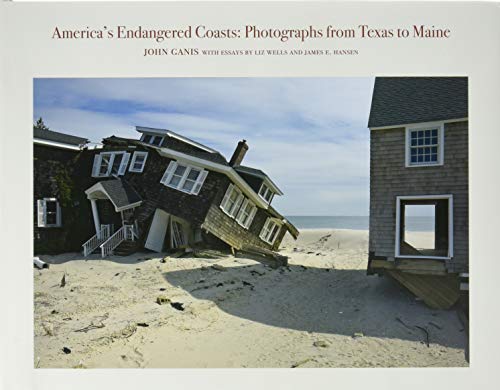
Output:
(82, 225), (110, 257)
(100, 225), (135, 257)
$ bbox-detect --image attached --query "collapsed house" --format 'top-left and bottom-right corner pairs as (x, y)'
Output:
(80, 126), (299, 258)
(33, 126), (92, 254)
(367, 77), (468, 310)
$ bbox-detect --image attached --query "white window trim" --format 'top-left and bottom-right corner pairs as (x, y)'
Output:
(92, 151), (130, 177)
(129, 151), (148, 173)
(259, 217), (282, 245)
(258, 182), (275, 204)
(37, 198), (62, 228)
(220, 184), (244, 217)
(395, 194), (453, 260)
(235, 199), (258, 229)
(405, 122), (444, 167)
(160, 160), (208, 195)
(141, 133), (164, 147)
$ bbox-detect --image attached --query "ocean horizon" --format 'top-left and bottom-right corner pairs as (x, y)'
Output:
(285, 216), (434, 232)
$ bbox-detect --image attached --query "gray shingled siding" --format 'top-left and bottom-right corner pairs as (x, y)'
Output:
(369, 121), (468, 273)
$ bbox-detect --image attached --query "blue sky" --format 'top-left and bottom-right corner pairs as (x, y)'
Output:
(34, 77), (375, 216)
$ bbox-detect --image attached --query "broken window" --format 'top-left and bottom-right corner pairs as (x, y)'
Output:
(37, 198), (62, 227)
(129, 151), (148, 173)
(260, 218), (282, 245)
(141, 134), (164, 146)
(396, 195), (453, 258)
(160, 160), (208, 195)
(92, 152), (130, 177)
(171, 220), (187, 248)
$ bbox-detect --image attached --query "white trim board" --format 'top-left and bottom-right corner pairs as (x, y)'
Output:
(394, 194), (454, 260)
(136, 126), (219, 154)
(34, 138), (83, 151)
(369, 117), (468, 131)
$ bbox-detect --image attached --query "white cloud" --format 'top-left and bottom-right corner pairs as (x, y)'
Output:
(34, 77), (374, 215)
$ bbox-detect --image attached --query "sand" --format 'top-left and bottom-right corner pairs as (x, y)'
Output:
(33, 229), (468, 368)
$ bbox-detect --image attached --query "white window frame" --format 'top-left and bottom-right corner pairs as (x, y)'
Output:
(258, 182), (275, 204)
(141, 133), (164, 147)
(37, 198), (62, 228)
(405, 122), (444, 167)
(235, 199), (258, 229)
(259, 217), (282, 245)
(395, 194), (453, 260)
(220, 184), (245, 218)
(129, 151), (148, 173)
(92, 151), (130, 178)
(160, 160), (208, 195)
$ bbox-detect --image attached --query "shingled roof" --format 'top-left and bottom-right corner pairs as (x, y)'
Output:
(368, 77), (468, 128)
(85, 179), (142, 212)
(34, 128), (89, 147)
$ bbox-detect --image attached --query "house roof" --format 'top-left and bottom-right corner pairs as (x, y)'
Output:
(85, 179), (142, 212)
(234, 165), (283, 195)
(368, 77), (468, 128)
(34, 128), (89, 149)
(136, 126), (228, 165)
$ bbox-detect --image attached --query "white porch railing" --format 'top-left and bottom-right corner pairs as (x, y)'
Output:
(100, 225), (136, 257)
(82, 225), (111, 257)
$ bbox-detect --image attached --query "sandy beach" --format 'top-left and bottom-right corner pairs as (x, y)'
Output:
(33, 229), (467, 368)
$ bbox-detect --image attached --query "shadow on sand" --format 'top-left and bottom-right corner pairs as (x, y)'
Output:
(162, 262), (466, 349)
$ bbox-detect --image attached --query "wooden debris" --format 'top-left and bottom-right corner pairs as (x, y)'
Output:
(156, 295), (171, 305)
(74, 322), (105, 333)
(60, 273), (66, 288)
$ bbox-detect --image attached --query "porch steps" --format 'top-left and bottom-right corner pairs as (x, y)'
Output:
(113, 240), (140, 256)
(386, 269), (460, 310)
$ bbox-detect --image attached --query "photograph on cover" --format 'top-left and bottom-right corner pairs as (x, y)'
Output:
(33, 77), (468, 368)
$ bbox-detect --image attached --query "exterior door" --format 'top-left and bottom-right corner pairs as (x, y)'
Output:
(145, 209), (170, 252)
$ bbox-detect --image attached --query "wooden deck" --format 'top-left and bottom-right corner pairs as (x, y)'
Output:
(386, 269), (460, 309)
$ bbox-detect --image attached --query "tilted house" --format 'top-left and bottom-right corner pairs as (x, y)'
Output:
(82, 126), (299, 258)
(367, 77), (468, 309)
(34, 127), (91, 253)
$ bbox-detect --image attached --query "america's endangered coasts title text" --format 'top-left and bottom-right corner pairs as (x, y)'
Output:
(52, 24), (451, 42)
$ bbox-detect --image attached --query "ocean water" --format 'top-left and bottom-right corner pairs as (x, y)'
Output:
(285, 216), (435, 232)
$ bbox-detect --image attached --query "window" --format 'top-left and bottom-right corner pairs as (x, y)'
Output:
(236, 199), (258, 229)
(258, 183), (274, 203)
(405, 123), (444, 167)
(395, 195), (453, 259)
(160, 160), (208, 195)
(141, 133), (164, 147)
(129, 151), (148, 173)
(171, 220), (188, 248)
(92, 151), (130, 177)
(37, 198), (61, 227)
(220, 184), (244, 217)
(220, 184), (257, 229)
(260, 218), (282, 245)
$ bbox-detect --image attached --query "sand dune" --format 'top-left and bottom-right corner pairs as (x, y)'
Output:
(33, 229), (467, 368)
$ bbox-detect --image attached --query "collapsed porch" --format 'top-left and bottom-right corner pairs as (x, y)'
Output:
(83, 179), (142, 256)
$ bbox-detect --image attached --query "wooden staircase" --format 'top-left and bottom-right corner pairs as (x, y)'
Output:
(113, 240), (140, 256)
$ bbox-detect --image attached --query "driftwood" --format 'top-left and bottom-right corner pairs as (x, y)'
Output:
(74, 322), (105, 333)
(396, 317), (431, 347)
(60, 274), (66, 288)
